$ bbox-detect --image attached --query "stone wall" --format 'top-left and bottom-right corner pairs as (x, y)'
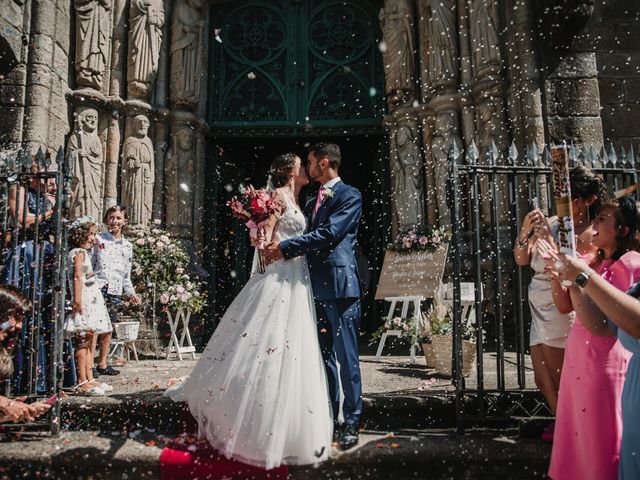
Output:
(0, 0), (72, 151)
(587, 1), (640, 145)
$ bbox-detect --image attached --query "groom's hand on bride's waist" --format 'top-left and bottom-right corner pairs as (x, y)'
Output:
(263, 241), (283, 265)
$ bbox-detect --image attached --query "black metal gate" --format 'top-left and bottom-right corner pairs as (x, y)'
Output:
(0, 147), (71, 434)
(447, 141), (639, 430)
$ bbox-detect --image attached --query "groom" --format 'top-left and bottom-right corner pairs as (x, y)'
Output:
(264, 142), (363, 450)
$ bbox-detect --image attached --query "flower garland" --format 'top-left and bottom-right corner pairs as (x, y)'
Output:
(387, 224), (451, 253)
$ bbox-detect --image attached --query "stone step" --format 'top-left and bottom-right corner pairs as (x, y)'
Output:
(60, 392), (460, 433)
(0, 429), (551, 480)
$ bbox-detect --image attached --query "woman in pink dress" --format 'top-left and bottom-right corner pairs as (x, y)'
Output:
(548, 198), (640, 480)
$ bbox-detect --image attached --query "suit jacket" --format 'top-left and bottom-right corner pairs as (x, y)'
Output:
(280, 180), (362, 300)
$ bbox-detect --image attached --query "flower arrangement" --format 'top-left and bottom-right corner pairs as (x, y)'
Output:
(130, 219), (206, 316)
(388, 224), (451, 253)
(227, 185), (285, 273)
(369, 316), (419, 346)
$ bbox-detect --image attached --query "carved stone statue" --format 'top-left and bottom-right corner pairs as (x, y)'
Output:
(67, 107), (104, 219)
(127, 0), (165, 99)
(170, 0), (204, 110)
(424, 0), (459, 90)
(379, 0), (416, 110)
(390, 121), (425, 227)
(469, 0), (501, 78)
(430, 112), (461, 226)
(166, 125), (195, 230)
(74, 0), (111, 90)
(121, 115), (154, 225)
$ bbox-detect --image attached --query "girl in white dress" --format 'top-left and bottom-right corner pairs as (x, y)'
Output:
(167, 154), (333, 469)
(66, 218), (113, 396)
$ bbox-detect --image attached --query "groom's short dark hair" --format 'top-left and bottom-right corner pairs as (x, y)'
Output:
(309, 143), (341, 170)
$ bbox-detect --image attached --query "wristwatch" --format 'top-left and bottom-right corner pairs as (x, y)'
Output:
(574, 270), (594, 288)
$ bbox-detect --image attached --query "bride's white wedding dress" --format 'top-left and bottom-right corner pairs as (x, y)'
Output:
(166, 195), (332, 469)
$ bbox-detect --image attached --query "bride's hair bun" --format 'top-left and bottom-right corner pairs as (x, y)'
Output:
(269, 153), (299, 188)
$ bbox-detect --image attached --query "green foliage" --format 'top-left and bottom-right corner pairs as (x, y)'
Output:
(131, 220), (206, 316)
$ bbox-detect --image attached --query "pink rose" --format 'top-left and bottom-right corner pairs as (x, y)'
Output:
(153, 219), (162, 225)
(393, 317), (402, 325)
(160, 235), (169, 243)
(418, 236), (429, 245)
(159, 293), (169, 304)
(135, 238), (145, 246)
(175, 267), (184, 274)
(384, 322), (391, 329)
(176, 285), (185, 294)
(179, 293), (190, 303)
(431, 234), (441, 244)
(156, 241), (164, 249)
(403, 240), (412, 249)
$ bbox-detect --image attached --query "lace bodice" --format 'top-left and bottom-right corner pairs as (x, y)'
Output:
(273, 196), (306, 241)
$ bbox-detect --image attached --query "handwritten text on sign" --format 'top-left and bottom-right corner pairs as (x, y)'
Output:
(375, 244), (448, 299)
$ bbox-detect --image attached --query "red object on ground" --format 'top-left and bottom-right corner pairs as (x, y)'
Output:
(160, 435), (289, 480)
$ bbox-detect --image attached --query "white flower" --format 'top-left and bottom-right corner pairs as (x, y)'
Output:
(147, 237), (155, 243)
(135, 238), (145, 246)
(176, 267), (184, 274)
(176, 285), (185, 294)
(159, 293), (169, 304)
(152, 228), (161, 235)
(323, 187), (334, 199)
(153, 219), (161, 225)
(160, 235), (169, 243)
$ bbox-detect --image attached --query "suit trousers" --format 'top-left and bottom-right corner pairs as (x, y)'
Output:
(315, 297), (362, 427)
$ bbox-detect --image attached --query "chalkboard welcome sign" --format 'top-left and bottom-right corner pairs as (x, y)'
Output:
(375, 244), (449, 300)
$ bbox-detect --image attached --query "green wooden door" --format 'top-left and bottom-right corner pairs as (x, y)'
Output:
(208, 0), (385, 136)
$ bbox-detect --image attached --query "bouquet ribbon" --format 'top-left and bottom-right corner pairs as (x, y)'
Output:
(246, 220), (267, 249)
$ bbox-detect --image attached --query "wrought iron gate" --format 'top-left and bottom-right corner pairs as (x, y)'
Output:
(0, 147), (71, 434)
(447, 141), (639, 430)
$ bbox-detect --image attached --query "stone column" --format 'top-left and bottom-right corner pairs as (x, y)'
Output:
(104, 0), (127, 210)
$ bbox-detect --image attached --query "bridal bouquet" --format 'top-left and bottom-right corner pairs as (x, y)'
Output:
(227, 185), (286, 273)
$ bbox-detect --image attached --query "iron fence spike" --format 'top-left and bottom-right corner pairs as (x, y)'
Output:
(608, 143), (618, 166)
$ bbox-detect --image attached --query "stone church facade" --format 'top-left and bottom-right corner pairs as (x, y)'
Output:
(0, 0), (639, 249)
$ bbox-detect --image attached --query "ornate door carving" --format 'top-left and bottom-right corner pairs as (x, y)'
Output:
(209, 0), (384, 135)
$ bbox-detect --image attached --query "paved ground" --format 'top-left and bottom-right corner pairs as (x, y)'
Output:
(62, 350), (535, 404)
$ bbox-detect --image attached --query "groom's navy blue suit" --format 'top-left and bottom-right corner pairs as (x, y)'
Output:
(279, 180), (363, 427)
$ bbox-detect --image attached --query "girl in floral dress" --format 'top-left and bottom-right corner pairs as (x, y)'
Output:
(67, 218), (113, 396)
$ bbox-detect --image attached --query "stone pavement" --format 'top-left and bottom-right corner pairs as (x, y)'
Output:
(0, 352), (549, 479)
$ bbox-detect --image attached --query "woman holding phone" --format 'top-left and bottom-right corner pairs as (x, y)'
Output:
(513, 166), (606, 440)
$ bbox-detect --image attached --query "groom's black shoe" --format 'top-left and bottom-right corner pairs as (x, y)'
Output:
(332, 423), (343, 443)
(338, 425), (359, 450)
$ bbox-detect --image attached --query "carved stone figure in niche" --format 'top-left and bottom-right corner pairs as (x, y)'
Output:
(390, 121), (425, 227)
(379, 0), (416, 110)
(424, 0), (459, 90)
(74, 0), (111, 90)
(169, 126), (195, 228)
(469, 0), (501, 78)
(128, 0), (165, 99)
(170, 0), (204, 110)
(431, 112), (461, 226)
(67, 107), (104, 219)
(122, 115), (154, 226)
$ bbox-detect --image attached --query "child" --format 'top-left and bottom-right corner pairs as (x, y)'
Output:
(67, 218), (113, 395)
(92, 206), (140, 375)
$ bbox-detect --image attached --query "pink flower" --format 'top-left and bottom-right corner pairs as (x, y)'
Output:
(135, 238), (145, 246)
(176, 285), (185, 294)
(153, 219), (162, 225)
(175, 267), (184, 274)
(159, 293), (169, 304)
(418, 236), (429, 245)
(147, 237), (155, 243)
(156, 241), (164, 249)
(403, 324), (410, 332)
(384, 322), (391, 329)
(403, 240), (412, 249)
(393, 317), (402, 325)
(408, 233), (417, 241)
(179, 293), (190, 303)
(431, 234), (441, 244)
(160, 235), (169, 243)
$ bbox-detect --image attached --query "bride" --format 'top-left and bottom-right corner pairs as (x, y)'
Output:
(166, 153), (333, 469)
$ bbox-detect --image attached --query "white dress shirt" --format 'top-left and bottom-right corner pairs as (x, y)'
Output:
(92, 232), (135, 296)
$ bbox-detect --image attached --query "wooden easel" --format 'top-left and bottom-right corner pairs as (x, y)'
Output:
(375, 296), (424, 363)
(166, 309), (196, 361)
